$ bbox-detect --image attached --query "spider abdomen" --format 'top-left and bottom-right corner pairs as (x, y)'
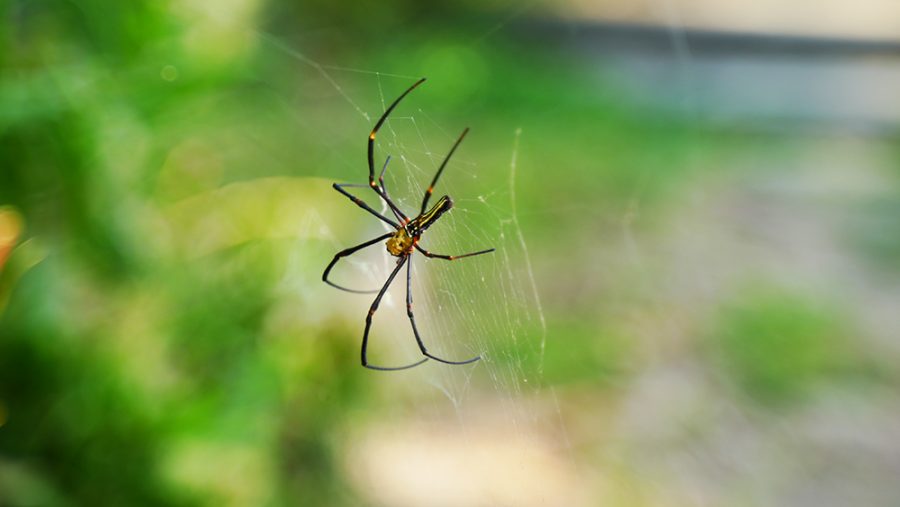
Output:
(408, 195), (453, 236)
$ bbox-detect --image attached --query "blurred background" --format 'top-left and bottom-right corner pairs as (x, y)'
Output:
(2, 0), (899, 505)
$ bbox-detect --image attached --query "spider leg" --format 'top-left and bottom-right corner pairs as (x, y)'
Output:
(323, 232), (393, 293)
(378, 155), (391, 190)
(362, 256), (429, 371)
(406, 256), (481, 365)
(421, 127), (469, 214)
(368, 78), (426, 222)
(414, 244), (495, 261)
(368, 155), (408, 223)
(334, 157), (405, 224)
(332, 183), (400, 229)
(377, 156), (405, 223)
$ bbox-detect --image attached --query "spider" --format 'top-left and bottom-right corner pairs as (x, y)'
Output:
(323, 78), (495, 371)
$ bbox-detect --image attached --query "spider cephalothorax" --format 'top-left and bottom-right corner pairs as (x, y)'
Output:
(385, 228), (413, 256)
(322, 78), (494, 371)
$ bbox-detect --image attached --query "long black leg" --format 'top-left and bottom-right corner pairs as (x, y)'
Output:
(420, 127), (469, 214)
(336, 156), (405, 223)
(332, 183), (399, 229)
(370, 181), (408, 225)
(362, 256), (429, 371)
(377, 156), (405, 223)
(369, 158), (408, 224)
(415, 244), (495, 261)
(368, 78), (426, 222)
(323, 232), (393, 293)
(378, 155), (391, 190)
(406, 257), (480, 365)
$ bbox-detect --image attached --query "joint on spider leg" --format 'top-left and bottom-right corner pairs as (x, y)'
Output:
(369, 132), (376, 140)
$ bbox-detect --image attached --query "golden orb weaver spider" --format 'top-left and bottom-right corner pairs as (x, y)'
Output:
(322, 78), (495, 371)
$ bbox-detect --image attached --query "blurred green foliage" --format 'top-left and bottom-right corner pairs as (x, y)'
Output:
(2, 0), (897, 504)
(848, 196), (900, 276)
(492, 317), (633, 387)
(708, 287), (867, 406)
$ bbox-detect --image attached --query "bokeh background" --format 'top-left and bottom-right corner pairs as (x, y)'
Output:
(2, 0), (900, 505)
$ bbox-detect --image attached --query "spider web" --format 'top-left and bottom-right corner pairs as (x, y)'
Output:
(255, 33), (579, 505)
(251, 1), (900, 501)
(247, 1), (900, 502)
